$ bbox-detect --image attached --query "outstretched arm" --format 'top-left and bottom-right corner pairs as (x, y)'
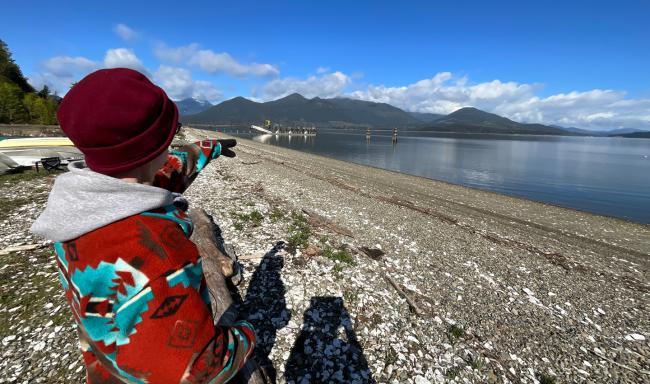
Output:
(154, 139), (237, 193)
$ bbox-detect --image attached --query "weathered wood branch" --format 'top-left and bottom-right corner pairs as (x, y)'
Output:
(190, 209), (240, 284)
(0, 244), (43, 256)
(302, 208), (354, 238)
(238, 254), (265, 262)
(384, 274), (424, 316)
(190, 209), (268, 384)
(589, 349), (650, 376)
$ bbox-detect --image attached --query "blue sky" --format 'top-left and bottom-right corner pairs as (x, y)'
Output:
(3, 0), (650, 130)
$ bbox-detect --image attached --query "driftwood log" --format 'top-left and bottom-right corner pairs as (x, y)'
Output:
(190, 209), (268, 384)
(383, 274), (424, 316)
(301, 208), (354, 238)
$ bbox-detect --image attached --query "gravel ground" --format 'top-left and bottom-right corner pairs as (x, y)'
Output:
(0, 171), (84, 383)
(1, 128), (649, 383)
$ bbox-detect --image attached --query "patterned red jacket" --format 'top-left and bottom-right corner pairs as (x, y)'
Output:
(37, 140), (255, 383)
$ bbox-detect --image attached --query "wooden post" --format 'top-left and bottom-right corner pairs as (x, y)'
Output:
(190, 209), (268, 384)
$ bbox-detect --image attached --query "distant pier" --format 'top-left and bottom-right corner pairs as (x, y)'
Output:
(251, 124), (316, 136)
(364, 127), (398, 143)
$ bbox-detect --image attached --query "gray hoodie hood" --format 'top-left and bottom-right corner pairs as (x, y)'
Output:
(31, 161), (178, 242)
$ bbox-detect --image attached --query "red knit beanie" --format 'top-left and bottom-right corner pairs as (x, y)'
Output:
(57, 68), (178, 175)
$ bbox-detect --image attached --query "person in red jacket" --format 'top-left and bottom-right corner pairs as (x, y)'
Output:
(31, 68), (255, 383)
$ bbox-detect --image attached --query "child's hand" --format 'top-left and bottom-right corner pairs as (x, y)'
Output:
(217, 139), (237, 158)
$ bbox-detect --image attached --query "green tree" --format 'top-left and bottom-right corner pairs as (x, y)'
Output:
(0, 81), (29, 123)
(37, 85), (50, 98)
(42, 97), (59, 125)
(0, 39), (59, 124)
(24, 93), (59, 124)
(0, 39), (35, 93)
(23, 93), (49, 124)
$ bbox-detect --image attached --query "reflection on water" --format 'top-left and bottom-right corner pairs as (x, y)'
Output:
(212, 127), (650, 224)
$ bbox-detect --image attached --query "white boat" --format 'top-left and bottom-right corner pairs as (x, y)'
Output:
(0, 137), (74, 148)
(0, 153), (20, 174)
(0, 137), (83, 173)
(251, 124), (273, 134)
(0, 147), (83, 167)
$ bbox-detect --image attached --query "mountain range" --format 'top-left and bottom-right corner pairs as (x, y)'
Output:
(180, 93), (648, 137)
(182, 93), (419, 127)
(175, 98), (213, 115)
(408, 111), (445, 122)
(556, 126), (646, 136)
(616, 131), (650, 138)
(422, 107), (569, 135)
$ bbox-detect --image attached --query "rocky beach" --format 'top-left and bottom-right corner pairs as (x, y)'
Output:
(1, 127), (649, 383)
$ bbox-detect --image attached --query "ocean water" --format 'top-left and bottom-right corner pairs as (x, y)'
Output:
(213, 128), (650, 224)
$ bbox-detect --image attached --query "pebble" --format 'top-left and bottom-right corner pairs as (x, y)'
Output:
(624, 333), (646, 341)
(414, 375), (430, 384)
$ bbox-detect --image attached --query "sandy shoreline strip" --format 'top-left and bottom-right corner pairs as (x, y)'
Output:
(202, 130), (650, 255)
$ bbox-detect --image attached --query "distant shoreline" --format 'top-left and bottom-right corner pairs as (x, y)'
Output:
(0, 123), (646, 140)
(239, 133), (650, 227)
(192, 125), (650, 139)
(0, 124), (63, 137)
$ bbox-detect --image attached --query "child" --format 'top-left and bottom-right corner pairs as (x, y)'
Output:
(31, 68), (255, 383)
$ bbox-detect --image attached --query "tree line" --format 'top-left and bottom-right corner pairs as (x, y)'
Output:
(0, 39), (58, 124)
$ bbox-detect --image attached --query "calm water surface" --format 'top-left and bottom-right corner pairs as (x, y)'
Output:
(215, 128), (650, 224)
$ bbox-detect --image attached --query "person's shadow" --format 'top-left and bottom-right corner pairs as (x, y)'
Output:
(232, 241), (289, 382)
(284, 296), (376, 384)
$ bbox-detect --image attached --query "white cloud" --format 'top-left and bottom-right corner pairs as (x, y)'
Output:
(349, 72), (538, 114)
(29, 48), (150, 95)
(28, 56), (99, 94)
(31, 56), (223, 103)
(103, 48), (149, 75)
(28, 73), (70, 95)
(348, 73), (650, 130)
(42, 56), (98, 77)
(316, 66), (330, 74)
(260, 71), (351, 100)
(155, 43), (279, 77)
(154, 65), (222, 103)
(113, 23), (138, 42)
(154, 43), (199, 62)
(493, 90), (650, 130)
